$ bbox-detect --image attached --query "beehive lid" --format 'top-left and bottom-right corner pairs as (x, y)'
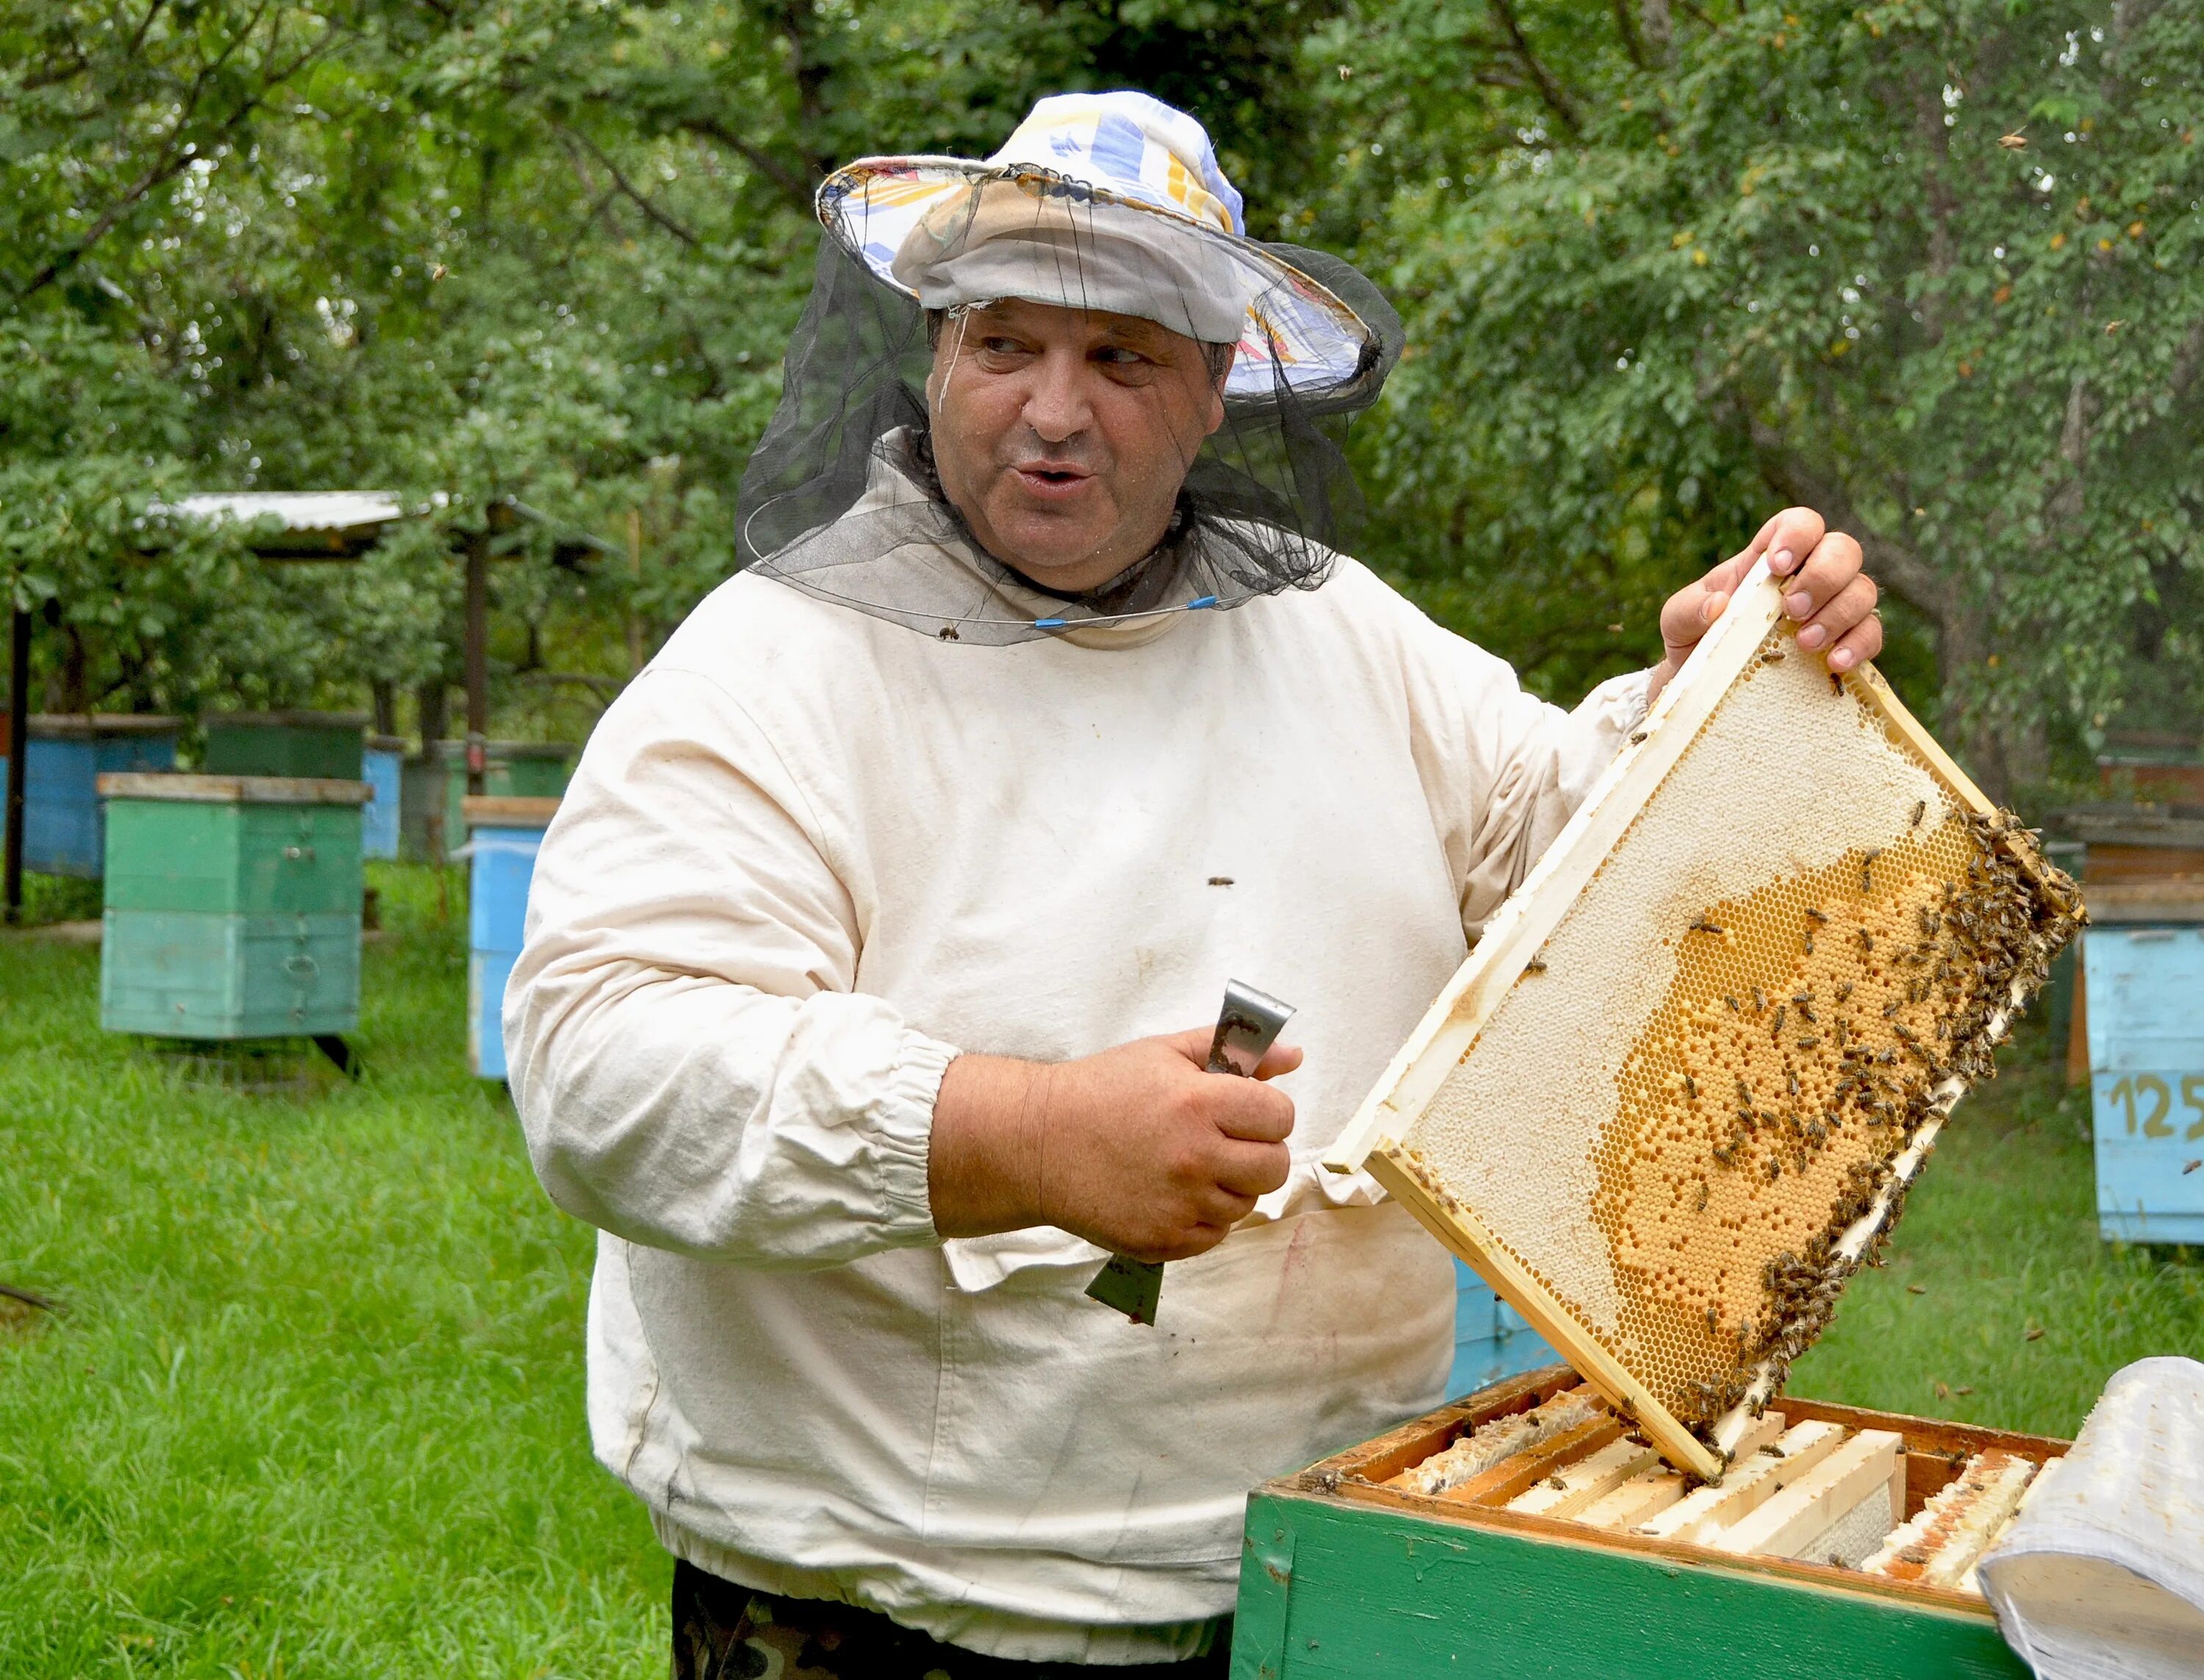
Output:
(461, 795), (561, 827)
(1325, 562), (2082, 1479)
(96, 773), (372, 805)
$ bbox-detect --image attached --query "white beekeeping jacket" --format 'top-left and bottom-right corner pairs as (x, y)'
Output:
(506, 499), (1649, 1663)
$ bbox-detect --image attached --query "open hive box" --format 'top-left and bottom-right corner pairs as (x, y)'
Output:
(1233, 1367), (2068, 1680)
(1323, 560), (2083, 1479)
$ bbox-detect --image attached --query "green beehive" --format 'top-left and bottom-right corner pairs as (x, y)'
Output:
(1232, 1369), (2061, 1680)
(400, 740), (576, 862)
(97, 774), (370, 1040)
(201, 710), (369, 780)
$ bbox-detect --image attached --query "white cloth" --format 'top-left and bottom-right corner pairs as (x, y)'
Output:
(507, 515), (1650, 1661)
(1978, 1357), (2204, 1680)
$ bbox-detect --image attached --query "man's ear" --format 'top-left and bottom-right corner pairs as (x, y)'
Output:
(1204, 346), (1234, 435)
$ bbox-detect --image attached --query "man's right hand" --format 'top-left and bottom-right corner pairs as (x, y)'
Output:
(929, 1027), (1300, 1262)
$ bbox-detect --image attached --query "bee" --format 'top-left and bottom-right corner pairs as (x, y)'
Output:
(1765, 1157), (1783, 1182)
(1836, 981), (1854, 1002)
(1911, 799), (1927, 829)
(1793, 994), (1817, 1023)
(1862, 848), (1883, 893)
(1771, 1006), (1787, 1039)
(1786, 1070), (1800, 1097)
(1690, 917), (1725, 936)
(1724, 994), (1742, 1012)
(1806, 906), (1829, 925)
(1804, 930), (1816, 955)
(1751, 986), (1768, 1013)
(1683, 1073), (1699, 1100)
(1694, 1181), (1710, 1213)
(1796, 1034), (1821, 1050)
(1706, 1305), (1720, 1333)
(1829, 671), (1845, 696)
(1524, 957), (1548, 973)
(1858, 928), (1876, 953)
(1882, 998), (1903, 1018)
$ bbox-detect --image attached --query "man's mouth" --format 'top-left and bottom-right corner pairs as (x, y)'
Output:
(1010, 462), (1095, 500)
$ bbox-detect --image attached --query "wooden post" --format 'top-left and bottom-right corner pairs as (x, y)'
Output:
(464, 529), (489, 797)
(4, 606), (30, 924)
(626, 507), (645, 675)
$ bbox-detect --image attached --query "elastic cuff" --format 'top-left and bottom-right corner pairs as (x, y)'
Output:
(873, 1031), (959, 1246)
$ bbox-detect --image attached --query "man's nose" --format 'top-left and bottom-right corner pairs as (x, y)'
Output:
(1020, 347), (1092, 443)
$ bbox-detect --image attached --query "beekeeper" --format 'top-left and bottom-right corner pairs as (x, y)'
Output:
(506, 90), (1884, 1678)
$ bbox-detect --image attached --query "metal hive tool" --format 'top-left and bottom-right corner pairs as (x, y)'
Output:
(1324, 561), (2083, 1479)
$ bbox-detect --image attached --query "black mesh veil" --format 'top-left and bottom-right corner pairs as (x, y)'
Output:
(735, 168), (1403, 645)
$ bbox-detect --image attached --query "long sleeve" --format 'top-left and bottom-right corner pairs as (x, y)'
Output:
(505, 666), (957, 1267)
(1392, 598), (1652, 940)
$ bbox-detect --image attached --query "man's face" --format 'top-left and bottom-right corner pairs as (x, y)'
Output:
(926, 298), (1229, 594)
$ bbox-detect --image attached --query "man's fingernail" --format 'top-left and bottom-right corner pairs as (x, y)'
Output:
(1786, 591), (1812, 619)
(1797, 624), (1827, 649)
(1829, 648), (1857, 671)
(1770, 548), (1796, 574)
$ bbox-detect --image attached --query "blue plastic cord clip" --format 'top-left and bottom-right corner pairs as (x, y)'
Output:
(1189, 595), (1219, 610)
(1034, 616), (1068, 629)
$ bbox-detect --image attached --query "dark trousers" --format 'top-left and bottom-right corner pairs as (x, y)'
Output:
(671, 1559), (1234, 1679)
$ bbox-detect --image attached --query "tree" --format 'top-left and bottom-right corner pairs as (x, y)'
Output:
(1321, 0), (2204, 798)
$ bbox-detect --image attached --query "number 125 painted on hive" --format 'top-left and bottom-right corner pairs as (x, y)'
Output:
(2101, 1073), (2204, 1140)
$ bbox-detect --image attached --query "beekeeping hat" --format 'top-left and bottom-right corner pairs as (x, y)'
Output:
(736, 90), (1404, 643)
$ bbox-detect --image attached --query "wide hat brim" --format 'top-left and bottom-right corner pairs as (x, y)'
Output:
(818, 157), (1382, 401)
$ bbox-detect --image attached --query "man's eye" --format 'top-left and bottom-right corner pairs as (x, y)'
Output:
(979, 337), (1030, 356)
(1095, 347), (1149, 367)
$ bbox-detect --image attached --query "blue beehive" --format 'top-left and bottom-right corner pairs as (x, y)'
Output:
(361, 735), (405, 860)
(464, 796), (560, 1078)
(1447, 1258), (1560, 1397)
(2084, 886), (2204, 1245)
(0, 715), (181, 877)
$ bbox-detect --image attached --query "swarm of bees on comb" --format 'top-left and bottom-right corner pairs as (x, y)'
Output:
(1608, 804), (2081, 1427)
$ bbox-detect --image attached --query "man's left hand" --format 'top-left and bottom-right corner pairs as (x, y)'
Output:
(1646, 508), (1880, 706)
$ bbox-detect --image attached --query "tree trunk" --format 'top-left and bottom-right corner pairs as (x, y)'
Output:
(414, 679), (448, 743)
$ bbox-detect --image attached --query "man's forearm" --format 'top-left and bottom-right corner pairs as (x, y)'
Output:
(929, 1054), (1052, 1239)
(925, 1030), (1300, 1263)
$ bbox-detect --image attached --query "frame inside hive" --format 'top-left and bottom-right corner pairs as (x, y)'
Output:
(1324, 561), (2081, 1479)
(1297, 1365), (2068, 1614)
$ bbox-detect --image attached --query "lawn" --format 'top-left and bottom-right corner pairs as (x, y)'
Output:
(0, 866), (663, 1679)
(2, 865), (2199, 1678)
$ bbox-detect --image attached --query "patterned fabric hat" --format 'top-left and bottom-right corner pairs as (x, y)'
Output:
(816, 92), (1380, 399)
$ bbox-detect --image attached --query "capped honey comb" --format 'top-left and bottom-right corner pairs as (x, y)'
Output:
(1325, 563), (2082, 1478)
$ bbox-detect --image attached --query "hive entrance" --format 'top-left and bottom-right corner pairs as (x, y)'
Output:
(1326, 563), (2081, 1477)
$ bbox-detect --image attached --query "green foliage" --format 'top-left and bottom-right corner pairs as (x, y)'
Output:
(1, 0), (2197, 791)
(1319, 0), (2204, 794)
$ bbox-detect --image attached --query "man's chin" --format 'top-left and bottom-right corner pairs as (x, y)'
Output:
(982, 513), (1128, 589)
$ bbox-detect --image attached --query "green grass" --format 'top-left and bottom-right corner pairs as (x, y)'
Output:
(1790, 1013), (2204, 1434)
(0, 865), (663, 1679)
(1, 870), (2198, 1677)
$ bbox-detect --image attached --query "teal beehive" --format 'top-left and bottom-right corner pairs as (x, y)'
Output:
(201, 710), (368, 781)
(97, 773), (370, 1039)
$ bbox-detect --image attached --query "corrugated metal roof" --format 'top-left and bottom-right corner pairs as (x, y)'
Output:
(162, 491), (408, 532)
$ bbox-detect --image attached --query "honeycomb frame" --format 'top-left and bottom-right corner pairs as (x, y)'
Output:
(1324, 560), (2081, 1480)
